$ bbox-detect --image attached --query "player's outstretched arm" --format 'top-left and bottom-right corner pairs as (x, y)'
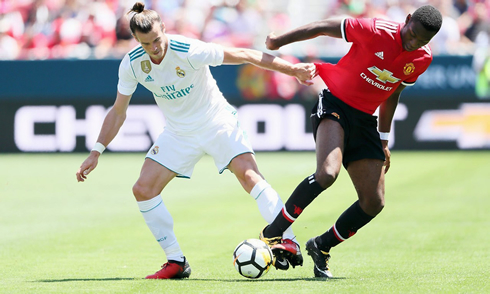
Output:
(266, 18), (343, 50)
(76, 92), (132, 182)
(222, 47), (316, 85)
(378, 85), (405, 174)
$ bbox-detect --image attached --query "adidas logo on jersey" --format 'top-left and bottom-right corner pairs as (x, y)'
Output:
(145, 75), (154, 82)
(375, 51), (384, 60)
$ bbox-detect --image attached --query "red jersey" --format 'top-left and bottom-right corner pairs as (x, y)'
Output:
(315, 18), (433, 114)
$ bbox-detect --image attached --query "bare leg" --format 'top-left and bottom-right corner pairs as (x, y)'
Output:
(314, 119), (344, 189)
(228, 153), (295, 239)
(347, 159), (385, 216)
(132, 158), (176, 201)
(315, 158), (385, 251)
(132, 159), (183, 263)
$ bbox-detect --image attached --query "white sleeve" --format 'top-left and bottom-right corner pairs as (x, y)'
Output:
(117, 55), (138, 95)
(186, 40), (224, 69)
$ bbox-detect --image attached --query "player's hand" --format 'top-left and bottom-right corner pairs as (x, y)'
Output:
(293, 63), (317, 86)
(381, 140), (391, 173)
(76, 152), (100, 182)
(265, 32), (280, 50)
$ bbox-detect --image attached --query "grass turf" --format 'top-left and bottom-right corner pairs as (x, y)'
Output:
(0, 151), (489, 293)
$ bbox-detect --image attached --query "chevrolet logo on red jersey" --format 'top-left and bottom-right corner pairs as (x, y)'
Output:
(368, 66), (400, 84)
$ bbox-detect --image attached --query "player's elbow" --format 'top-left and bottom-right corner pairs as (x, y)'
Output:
(223, 47), (252, 65)
(317, 19), (343, 38)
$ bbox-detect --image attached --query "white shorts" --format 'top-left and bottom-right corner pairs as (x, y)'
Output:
(146, 110), (253, 178)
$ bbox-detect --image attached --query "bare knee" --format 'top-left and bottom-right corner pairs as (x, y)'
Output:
(229, 155), (263, 192)
(238, 168), (260, 184)
(315, 168), (340, 189)
(235, 169), (263, 193)
(132, 182), (157, 201)
(359, 192), (385, 216)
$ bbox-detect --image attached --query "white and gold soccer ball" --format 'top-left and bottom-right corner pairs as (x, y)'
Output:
(233, 238), (273, 279)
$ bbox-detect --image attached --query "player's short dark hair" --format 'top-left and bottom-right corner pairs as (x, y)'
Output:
(411, 5), (443, 33)
(127, 2), (162, 35)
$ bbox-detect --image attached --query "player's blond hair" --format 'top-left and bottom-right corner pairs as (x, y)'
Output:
(127, 2), (162, 35)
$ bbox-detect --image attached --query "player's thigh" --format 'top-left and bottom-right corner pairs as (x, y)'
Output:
(133, 158), (177, 201)
(346, 158), (385, 215)
(314, 118), (344, 187)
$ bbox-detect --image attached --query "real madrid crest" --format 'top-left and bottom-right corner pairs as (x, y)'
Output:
(176, 66), (185, 78)
(141, 60), (152, 74)
(403, 63), (415, 75)
(151, 146), (159, 155)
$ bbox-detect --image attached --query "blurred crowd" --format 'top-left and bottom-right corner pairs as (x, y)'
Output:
(0, 0), (489, 60)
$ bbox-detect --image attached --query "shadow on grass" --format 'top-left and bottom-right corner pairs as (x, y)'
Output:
(217, 277), (347, 282)
(36, 278), (136, 282)
(36, 277), (345, 283)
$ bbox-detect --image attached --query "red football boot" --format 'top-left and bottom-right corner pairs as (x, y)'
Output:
(145, 258), (191, 279)
(271, 239), (304, 268)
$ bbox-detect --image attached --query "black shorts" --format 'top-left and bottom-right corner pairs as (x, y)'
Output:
(311, 89), (385, 168)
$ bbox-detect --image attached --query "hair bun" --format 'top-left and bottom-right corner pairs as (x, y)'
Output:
(132, 1), (145, 13)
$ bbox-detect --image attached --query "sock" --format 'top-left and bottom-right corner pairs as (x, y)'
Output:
(316, 200), (374, 251)
(138, 195), (184, 262)
(250, 180), (295, 241)
(264, 174), (325, 238)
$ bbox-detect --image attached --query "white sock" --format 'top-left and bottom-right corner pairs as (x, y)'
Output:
(137, 195), (184, 262)
(250, 180), (296, 241)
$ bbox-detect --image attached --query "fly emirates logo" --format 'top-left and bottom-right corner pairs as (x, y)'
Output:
(154, 84), (195, 100)
(360, 66), (400, 91)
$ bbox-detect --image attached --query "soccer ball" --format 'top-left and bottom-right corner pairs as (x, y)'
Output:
(233, 238), (273, 279)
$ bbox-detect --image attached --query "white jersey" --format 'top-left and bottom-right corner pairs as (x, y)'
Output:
(117, 34), (228, 134)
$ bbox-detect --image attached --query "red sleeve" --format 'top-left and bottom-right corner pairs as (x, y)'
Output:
(402, 46), (433, 86)
(343, 18), (375, 44)
(402, 64), (429, 85)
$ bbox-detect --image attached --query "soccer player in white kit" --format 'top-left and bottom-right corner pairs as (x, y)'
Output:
(75, 2), (315, 279)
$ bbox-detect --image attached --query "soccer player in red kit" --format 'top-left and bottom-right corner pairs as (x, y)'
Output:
(259, 5), (442, 278)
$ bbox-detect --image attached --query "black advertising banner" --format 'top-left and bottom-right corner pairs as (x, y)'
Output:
(1, 56), (488, 152)
(1, 98), (489, 152)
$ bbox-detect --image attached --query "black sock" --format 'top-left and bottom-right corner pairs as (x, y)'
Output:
(264, 174), (325, 238)
(317, 200), (374, 251)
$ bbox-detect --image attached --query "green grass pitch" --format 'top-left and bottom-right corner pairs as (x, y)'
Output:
(1, 151), (489, 293)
